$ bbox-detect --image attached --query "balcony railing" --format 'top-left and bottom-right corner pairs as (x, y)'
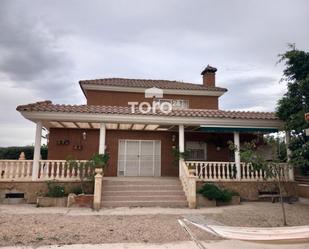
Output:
(185, 161), (290, 181)
(0, 160), (93, 182)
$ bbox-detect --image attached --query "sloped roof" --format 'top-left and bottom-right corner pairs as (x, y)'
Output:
(17, 101), (278, 120)
(79, 78), (227, 92)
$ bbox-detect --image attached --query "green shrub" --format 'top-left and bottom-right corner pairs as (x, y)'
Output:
(198, 183), (233, 202)
(46, 182), (66, 197)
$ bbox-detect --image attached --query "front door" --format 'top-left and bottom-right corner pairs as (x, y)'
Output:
(117, 140), (161, 176)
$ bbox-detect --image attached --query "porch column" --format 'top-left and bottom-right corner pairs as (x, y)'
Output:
(179, 124), (185, 177)
(285, 131), (294, 181)
(99, 123), (106, 154)
(32, 121), (42, 181)
(234, 131), (241, 180)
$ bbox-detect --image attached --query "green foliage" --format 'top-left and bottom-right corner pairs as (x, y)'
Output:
(289, 135), (309, 174)
(276, 45), (309, 175)
(198, 183), (233, 202)
(66, 153), (109, 194)
(89, 153), (110, 169)
(0, 145), (48, 159)
(172, 147), (190, 165)
(46, 182), (66, 197)
(70, 185), (83, 195)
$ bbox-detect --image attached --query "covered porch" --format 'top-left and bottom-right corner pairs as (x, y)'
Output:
(0, 119), (294, 182)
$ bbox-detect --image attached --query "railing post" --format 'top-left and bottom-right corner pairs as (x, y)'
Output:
(32, 121), (42, 181)
(179, 124), (185, 177)
(234, 131), (241, 180)
(93, 168), (103, 210)
(188, 174), (196, 209)
(285, 131), (294, 181)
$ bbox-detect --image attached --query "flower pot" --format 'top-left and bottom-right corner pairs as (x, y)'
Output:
(67, 193), (94, 208)
(37, 196), (67, 207)
(95, 168), (103, 174)
(197, 194), (216, 207)
(230, 195), (241, 205)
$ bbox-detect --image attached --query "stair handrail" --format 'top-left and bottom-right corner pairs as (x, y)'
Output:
(179, 160), (196, 208)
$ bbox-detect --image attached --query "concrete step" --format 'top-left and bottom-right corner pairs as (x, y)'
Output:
(102, 195), (186, 201)
(103, 185), (183, 191)
(101, 200), (188, 208)
(102, 190), (185, 196)
(103, 179), (181, 186)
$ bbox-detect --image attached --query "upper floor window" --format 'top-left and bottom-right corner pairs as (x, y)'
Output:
(156, 99), (189, 109)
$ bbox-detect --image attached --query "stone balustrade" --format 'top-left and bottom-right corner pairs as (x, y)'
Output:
(0, 160), (93, 182)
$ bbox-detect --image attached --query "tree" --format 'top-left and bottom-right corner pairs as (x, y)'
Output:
(276, 44), (309, 175)
(229, 139), (289, 226)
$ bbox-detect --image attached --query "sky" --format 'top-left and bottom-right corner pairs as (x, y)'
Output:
(0, 0), (308, 146)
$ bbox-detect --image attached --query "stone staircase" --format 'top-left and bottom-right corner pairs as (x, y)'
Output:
(101, 177), (188, 208)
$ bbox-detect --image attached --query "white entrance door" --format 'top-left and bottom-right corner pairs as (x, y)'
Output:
(118, 140), (161, 176)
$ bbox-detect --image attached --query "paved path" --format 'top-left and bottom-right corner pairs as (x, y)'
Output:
(2, 240), (309, 249)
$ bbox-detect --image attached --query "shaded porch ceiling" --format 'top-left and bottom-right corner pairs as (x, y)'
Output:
(43, 121), (277, 133)
(43, 121), (201, 132)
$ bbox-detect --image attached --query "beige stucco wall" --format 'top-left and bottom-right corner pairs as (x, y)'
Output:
(0, 181), (93, 204)
(196, 181), (298, 201)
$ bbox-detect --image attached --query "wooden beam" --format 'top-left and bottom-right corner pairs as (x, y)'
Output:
(58, 121), (66, 128)
(73, 122), (80, 128)
(88, 122), (94, 129)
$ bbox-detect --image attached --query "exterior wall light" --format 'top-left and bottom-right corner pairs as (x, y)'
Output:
(172, 134), (176, 142)
(82, 131), (87, 140)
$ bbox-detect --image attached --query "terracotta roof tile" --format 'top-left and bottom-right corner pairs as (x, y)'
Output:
(79, 78), (227, 92)
(17, 101), (279, 120)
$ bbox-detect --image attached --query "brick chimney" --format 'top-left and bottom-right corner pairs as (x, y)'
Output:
(201, 65), (217, 87)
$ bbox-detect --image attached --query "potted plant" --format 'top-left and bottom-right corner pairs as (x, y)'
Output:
(37, 181), (67, 207)
(89, 153), (110, 175)
(172, 147), (190, 165)
(66, 153), (109, 208)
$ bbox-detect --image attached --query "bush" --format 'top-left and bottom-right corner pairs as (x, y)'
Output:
(46, 182), (66, 197)
(198, 183), (233, 202)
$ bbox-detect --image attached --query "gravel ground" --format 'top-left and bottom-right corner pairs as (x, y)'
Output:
(0, 214), (218, 247)
(0, 202), (308, 247)
(207, 202), (309, 227)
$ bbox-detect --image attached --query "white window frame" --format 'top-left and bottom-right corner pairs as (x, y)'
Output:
(185, 141), (207, 161)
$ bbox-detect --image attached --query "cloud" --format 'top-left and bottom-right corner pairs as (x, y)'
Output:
(0, 0), (308, 146)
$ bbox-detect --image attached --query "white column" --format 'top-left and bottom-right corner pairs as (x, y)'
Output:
(99, 123), (106, 154)
(285, 131), (294, 181)
(234, 131), (241, 180)
(32, 121), (42, 181)
(179, 125), (185, 177)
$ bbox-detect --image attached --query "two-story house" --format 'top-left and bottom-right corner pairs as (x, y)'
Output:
(14, 65), (295, 208)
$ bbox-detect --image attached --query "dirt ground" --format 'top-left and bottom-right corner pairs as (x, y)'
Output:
(0, 202), (308, 247)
